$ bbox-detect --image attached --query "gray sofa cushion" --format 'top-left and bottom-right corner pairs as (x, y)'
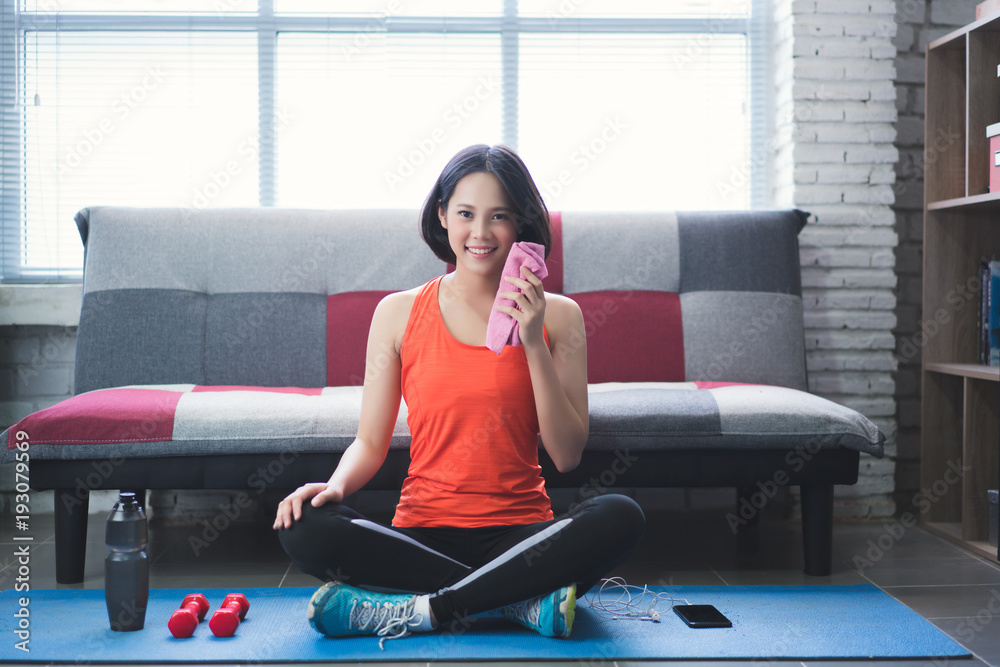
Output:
(2, 381), (883, 463)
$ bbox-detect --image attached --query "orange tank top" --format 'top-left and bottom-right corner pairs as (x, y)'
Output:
(392, 276), (554, 528)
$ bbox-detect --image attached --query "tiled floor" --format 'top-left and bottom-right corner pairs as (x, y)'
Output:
(3, 497), (1000, 667)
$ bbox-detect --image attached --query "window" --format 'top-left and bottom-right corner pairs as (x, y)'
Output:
(0, 0), (769, 282)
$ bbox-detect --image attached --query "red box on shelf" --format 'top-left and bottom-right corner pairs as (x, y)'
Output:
(988, 122), (1000, 193)
(978, 0), (1000, 20)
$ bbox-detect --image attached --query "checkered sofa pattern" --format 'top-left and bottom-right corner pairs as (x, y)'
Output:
(2, 206), (884, 582)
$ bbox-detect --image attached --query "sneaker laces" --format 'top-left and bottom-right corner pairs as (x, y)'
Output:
(501, 596), (541, 628)
(349, 597), (423, 650)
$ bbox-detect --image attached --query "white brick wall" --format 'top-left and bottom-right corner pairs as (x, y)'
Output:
(776, 0), (901, 519)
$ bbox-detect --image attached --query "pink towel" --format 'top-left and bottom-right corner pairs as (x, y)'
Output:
(486, 241), (549, 355)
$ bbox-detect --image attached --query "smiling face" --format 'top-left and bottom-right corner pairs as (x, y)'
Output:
(439, 171), (519, 278)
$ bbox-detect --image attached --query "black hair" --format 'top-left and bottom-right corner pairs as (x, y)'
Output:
(419, 144), (551, 264)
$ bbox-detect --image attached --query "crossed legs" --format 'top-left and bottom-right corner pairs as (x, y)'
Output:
(278, 494), (645, 626)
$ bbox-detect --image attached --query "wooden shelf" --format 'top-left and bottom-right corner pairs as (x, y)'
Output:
(922, 12), (1000, 564)
(928, 192), (1000, 210)
(925, 363), (1000, 381)
(928, 10), (1000, 51)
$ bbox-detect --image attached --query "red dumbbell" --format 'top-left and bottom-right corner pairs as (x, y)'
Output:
(168, 593), (211, 638)
(209, 593), (250, 638)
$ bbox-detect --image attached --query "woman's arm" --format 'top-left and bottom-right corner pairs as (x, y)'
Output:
(273, 291), (411, 529)
(324, 292), (409, 499)
(499, 267), (589, 473)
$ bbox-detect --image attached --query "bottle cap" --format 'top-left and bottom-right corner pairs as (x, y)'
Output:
(117, 492), (140, 510)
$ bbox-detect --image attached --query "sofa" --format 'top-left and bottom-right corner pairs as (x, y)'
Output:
(1, 206), (885, 583)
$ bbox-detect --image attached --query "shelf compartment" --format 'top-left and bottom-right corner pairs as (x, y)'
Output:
(920, 371), (965, 525)
(921, 209), (1000, 366)
(963, 378), (999, 541)
(919, 374), (999, 542)
(925, 37), (966, 202)
(967, 27), (1000, 197)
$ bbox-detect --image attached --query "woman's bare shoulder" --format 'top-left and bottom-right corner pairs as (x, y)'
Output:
(544, 292), (585, 335)
(371, 284), (426, 343)
(379, 285), (421, 307)
(545, 292), (583, 319)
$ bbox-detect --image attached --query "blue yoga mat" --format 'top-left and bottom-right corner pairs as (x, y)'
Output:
(0, 584), (969, 662)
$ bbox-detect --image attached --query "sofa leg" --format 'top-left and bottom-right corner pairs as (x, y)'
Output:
(54, 488), (90, 584)
(800, 484), (833, 576)
(736, 486), (761, 529)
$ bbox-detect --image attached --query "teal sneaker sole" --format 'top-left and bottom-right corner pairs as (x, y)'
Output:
(555, 584), (577, 638)
(307, 581), (340, 636)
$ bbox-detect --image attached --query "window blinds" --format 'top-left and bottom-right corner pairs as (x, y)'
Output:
(0, 0), (766, 283)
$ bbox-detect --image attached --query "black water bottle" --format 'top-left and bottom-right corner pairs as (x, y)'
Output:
(105, 491), (149, 632)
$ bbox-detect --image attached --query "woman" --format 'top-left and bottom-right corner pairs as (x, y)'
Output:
(274, 144), (644, 646)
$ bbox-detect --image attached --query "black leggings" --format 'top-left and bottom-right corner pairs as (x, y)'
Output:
(278, 493), (645, 626)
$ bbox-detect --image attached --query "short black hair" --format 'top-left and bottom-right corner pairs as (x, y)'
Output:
(419, 144), (551, 264)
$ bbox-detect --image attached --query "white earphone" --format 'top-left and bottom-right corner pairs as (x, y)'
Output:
(589, 577), (683, 623)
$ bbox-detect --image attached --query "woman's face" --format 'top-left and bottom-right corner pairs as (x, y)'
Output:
(439, 171), (519, 278)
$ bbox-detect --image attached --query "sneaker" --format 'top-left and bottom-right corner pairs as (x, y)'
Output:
(307, 581), (423, 649)
(498, 584), (577, 638)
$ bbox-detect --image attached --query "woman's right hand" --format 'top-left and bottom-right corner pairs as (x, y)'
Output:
(272, 482), (344, 530)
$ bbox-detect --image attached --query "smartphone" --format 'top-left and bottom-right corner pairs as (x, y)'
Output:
(672, 604), (732, 628)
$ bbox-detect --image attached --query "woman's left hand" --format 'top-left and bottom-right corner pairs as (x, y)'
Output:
(497, 265), (547, 349)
